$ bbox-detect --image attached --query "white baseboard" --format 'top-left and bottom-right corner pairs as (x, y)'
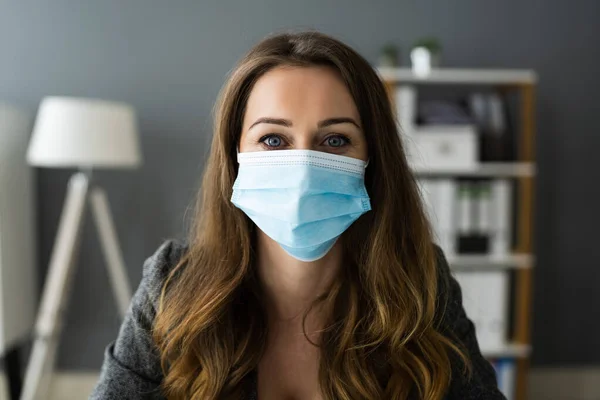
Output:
(1, 368), (599, 400)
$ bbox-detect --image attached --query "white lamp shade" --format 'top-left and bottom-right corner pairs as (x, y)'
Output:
(27, 97), (142, 168)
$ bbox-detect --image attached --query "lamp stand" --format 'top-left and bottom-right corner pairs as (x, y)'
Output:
(20, 172), (132, 400)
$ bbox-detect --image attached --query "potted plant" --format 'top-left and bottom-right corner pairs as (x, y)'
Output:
(379, 43), (400, 68)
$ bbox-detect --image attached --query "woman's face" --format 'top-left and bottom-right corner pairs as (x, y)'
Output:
(239, 65), (368, 161)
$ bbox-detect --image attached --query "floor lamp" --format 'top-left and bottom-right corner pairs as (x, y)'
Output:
(21, 97), (143, 400)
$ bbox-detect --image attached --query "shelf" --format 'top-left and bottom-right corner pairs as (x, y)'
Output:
(413, 162), (535, 178)
(482, 343), (532, 359)
(448, 254), (534, 270)
(378, 67), (537, 85)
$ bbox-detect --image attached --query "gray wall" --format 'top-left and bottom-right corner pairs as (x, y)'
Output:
(1, 0), (599, 369)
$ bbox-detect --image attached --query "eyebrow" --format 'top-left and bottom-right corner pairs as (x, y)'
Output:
(318, 117), (360, 129)
(249, 117), (292, 130)
(248, 117), (361, 130)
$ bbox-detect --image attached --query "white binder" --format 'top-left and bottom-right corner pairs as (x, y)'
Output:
(491, 179), (512, 255)
(454, 270), (509, 351)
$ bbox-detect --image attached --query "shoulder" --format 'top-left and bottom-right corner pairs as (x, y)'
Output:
(90, 239), (189, 397)
(140, 238), (189, 308)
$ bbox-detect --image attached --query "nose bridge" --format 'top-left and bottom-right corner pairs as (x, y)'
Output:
(294, 126), (317, 150)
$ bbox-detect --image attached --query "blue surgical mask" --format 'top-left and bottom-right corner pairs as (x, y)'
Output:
(231, 149), (371, 262)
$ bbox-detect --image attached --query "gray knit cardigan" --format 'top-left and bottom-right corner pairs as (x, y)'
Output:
(90, 239), (506, 399)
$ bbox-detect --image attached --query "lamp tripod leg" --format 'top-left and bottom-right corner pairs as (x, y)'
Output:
(89, 188), (132, 318)
(20, 173), (89, 400)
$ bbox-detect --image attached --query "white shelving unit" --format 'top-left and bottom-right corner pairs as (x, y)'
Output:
(448, 254), (534, 270)
(413, 162), (536, 178)
(482, 344), (532, 359)
(378, 67), (537, 85)
(381, 67), (537, 400)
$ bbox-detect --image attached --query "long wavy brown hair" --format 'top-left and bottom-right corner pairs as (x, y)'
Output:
(153, 31), (470, 399)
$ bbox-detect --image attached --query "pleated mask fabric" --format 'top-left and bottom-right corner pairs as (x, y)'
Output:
(231, 149), (371, 261)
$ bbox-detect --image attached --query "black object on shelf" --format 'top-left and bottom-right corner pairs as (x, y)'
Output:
(468, 92), (514, 162)
(417, 100), (474, 125)
(458, 235), (490, 254)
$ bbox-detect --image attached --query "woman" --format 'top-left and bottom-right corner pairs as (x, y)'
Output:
(91, 31), (504, 400)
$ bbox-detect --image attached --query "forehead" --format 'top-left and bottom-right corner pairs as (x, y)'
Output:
(243, 65), (359, 122)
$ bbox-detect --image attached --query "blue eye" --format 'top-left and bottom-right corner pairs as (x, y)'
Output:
(261, 135), (282, 148)
(326, 135), (349, 148)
